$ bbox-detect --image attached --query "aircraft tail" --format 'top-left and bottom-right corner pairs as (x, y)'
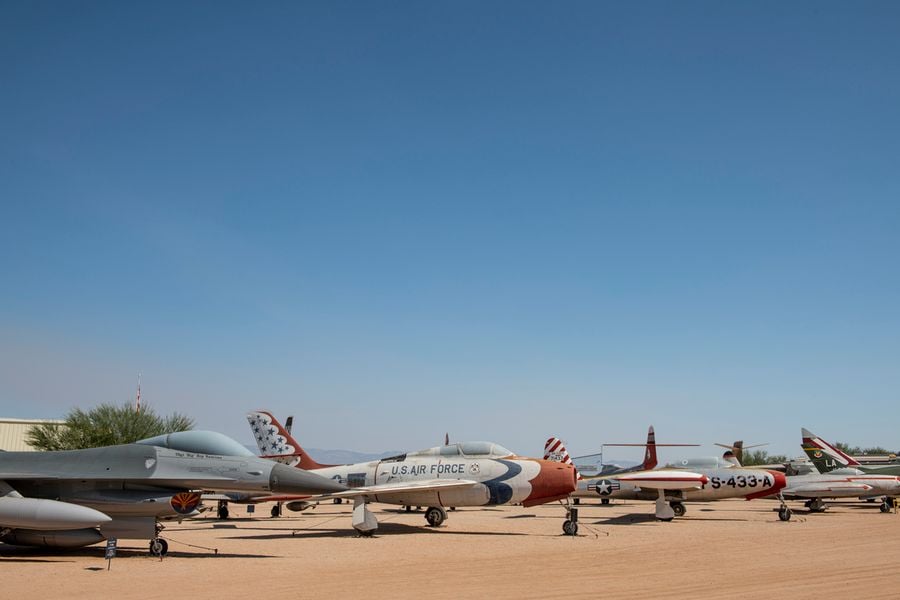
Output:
(247, 410), (327, 470)
(642, 425), (658, 470)
(801, 427), (859, 473)
(544, 437), (583, 480)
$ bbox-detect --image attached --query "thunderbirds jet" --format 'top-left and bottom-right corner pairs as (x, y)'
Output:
(545, 434), (787, 521)
(247, 411), (578, 536)
(0, 430), (345, 555)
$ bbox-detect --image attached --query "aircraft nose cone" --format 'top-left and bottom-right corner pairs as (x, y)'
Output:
(769, 470), (787, 491)
(524, 460), (577, 506)
(268, 463), (348, 494)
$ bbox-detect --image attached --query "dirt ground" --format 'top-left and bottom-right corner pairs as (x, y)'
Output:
(2, 497), (898, 599)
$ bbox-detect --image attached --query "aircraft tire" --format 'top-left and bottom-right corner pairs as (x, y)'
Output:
(217, 505), (229, 520)
(562, 520), (578, 536)
(881, 501), (892, 513)
(601, 498), (610, 505)
(271, 504), (281, 518)
(425, 507), (446, 527)
(670, 502), (686, 517)
(149, 538), (168, 556)
(778, 507), (791, 522)
(573, 498), (580, 505)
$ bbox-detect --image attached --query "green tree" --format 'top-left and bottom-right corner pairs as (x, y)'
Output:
(834, 442), (895, 456)
(740, 449), (788, 466)
(26, 403), (195, 451)
(834, 441), (860, 455)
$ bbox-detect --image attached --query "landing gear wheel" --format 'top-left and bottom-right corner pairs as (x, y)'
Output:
(356, 529), (375, 537)
(217, 504), (229, 520)
(405, 505), (412, 513)
(670, 502), (686, 518)
(149, 538), (168, 556)
(271, 504), (281, 518)
(881, 501), (892, 513)
(573, 498), (580, 506)
(562, 520), (578, 536)
(425, 507), (447, 527)
(778, 506), (792, 522)
(601, 498), (610, 505)
(334, 498), (343, 505)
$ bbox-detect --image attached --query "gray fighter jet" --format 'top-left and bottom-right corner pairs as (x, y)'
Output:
(0, 430), (346, 555)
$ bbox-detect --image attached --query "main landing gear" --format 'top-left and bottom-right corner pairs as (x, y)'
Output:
(655, 490), (675, 521)
(149, 522), (168, 556)
(881, 497), (894, 513)
(425, 506), (448, 527)
(352, 498), (378, 537)
(777, 495), (792, 521)
(670, 502), (686, 518)
(149, 537), (169, 556)
(217, 501), (229, 520)
(804, 499), (827, 513)
(271, 503), (282, 518)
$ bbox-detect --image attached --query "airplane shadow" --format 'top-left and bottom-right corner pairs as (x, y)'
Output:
(1, 545), (278, 560)
(229, 521), (529, 540)
(591, 513), (659, 525)
(0, 556), (74, 563)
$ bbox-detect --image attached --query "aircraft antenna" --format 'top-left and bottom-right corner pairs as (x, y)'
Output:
(135, 372), (142, 413)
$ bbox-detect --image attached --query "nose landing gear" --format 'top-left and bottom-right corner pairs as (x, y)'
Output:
(561, 499), (579, 536)
(777, 494), (792, 521)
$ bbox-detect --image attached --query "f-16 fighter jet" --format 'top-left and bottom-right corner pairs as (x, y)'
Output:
(0, 430), (346, 555)
(544, 435), (787, 521)
(247, 411), (578, 536)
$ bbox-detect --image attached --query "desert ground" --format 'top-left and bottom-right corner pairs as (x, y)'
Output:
(2, 497), (898, 599)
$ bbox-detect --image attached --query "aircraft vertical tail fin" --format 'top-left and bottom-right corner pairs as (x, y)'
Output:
(801, 428), (859, 473)
(544, 437), (583, 480)
(642, 425), (658, 470)
(732, 440), (744, 465)
(247, 410), (327, 470)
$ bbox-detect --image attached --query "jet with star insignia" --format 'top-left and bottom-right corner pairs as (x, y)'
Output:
(545, 432), (787, 521)
(246, 410), (578, 536)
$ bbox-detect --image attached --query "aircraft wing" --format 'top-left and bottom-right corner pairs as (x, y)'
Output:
(785, 482), (873, 498)
(305, 478), (479, 502)
(616, 470), (709, 491)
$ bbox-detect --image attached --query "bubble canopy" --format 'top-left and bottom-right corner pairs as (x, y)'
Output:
(136, 431), (256, 457)
(406, 441), (514, 459)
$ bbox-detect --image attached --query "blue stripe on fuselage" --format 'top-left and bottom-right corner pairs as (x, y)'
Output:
(482, 460), (521, 505)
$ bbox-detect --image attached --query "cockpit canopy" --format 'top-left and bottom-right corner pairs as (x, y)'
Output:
(405, 441), (514, 459)
(136, 431), (256, 457)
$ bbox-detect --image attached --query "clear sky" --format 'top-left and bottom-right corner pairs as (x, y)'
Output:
(2, 2), (899, 461)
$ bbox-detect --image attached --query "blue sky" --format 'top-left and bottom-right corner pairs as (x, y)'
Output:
(2, 2), (899, 460)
